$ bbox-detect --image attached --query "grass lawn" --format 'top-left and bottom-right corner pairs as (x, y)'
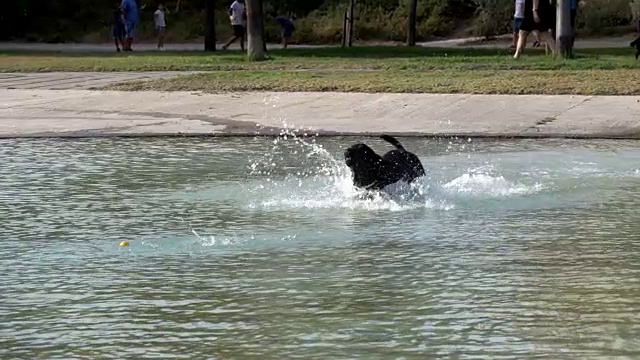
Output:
(2, 46), (640, 94)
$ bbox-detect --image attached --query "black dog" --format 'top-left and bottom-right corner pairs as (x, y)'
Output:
(344, 135), (425, 191)
(631, 36), (640, 59)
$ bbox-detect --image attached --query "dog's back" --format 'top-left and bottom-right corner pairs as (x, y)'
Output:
(381, 150), (425, 184)
(344, 135), (426, 191)
(380, 135), (425, 182)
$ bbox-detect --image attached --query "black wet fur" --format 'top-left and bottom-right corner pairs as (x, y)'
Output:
(344, 135), (426, 191)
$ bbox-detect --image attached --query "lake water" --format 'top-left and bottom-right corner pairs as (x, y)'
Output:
(1, 135), (640, 359)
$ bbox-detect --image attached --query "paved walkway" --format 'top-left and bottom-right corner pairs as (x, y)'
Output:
(0, 42), (331, 53)
(1, 89), (639, 138)
(428, 35), (635, 49)
(0, 72), (199, 90)
(0, 36), (634, 53)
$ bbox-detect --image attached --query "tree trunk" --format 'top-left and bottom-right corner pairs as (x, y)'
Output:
(555, 0), (572, 58)
(348, 0), (355, 47)
(246, 0), (266, 60)
(407, 0), (418, 46)
(204, 0), (216, 51)
(342, 11), (348, 47)
(258, 0), (267, 52)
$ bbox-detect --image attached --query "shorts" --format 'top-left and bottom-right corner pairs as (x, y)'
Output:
(232, 24), (245, 38)
(156, 26), (166, 35)
(282, 25), (294, 39)
(513, 17), (523, 33)
(125, 20), (137, 39)
(520, 12), (554, 33)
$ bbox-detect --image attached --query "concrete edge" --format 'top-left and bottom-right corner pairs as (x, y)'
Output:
(2, 131), (639, 140)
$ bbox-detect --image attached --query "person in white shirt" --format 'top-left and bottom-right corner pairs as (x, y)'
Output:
(154, 4), (168, 50)
(511, 0), (525, 48)
(221, 0), (246, 51)
(511, 0), (541, 49)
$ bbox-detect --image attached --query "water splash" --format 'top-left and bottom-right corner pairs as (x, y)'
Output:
(442, 172), (544, 197)
(243, 126), (542, 212)
(247, 123), (380, 209)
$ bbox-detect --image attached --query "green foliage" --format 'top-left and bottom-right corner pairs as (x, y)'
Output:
(579, 0), (634, 35)
(0, 0), (637, 43)
(471, 0), (513, 38)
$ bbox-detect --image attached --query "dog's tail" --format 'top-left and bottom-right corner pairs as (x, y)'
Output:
(380, 135), (406, 151)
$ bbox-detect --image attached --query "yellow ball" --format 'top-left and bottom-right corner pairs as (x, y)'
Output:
(119, 241), (130, 247)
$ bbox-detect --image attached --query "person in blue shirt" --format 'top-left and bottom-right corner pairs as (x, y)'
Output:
(570, 0), (578, 47)
(120, 0), (140, 51)
(270, 12), (295, 49)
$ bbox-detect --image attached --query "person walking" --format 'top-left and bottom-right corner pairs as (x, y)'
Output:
(513, 0), (556, 58)
(512, 0), (542, 49)
(112, 5), (126, 52)
(511, 0), (525, 48)
(570, 0), (578, 47)
(221, 0), (246, 51)
(154, 3), (168, 50)
(270, 12), (295, 49)
(120, 0), (140, 51)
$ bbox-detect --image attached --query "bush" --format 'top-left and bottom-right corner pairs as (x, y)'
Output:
(577, 0), (634, 35)
(471, 0), (515, 38)
(5, 0), (638, 45)
(288, 0), (473, 44)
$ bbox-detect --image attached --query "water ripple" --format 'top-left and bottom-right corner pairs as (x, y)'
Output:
(1, 137), (640, 359)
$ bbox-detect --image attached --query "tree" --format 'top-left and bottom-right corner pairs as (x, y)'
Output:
(204, 0), (216, 51)
(246, 0), (266, 60)
(407, 0), (418, 46)
(556, 0), (573, 58)
(631, 0), (640, 32)
(348, 0), (355, 47)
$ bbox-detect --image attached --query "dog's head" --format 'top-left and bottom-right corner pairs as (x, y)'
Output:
(344, 143), (384, 189)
